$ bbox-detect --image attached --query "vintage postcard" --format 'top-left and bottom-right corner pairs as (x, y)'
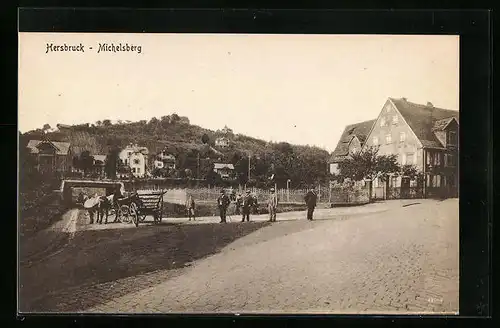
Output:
(18, 33), (459, 314)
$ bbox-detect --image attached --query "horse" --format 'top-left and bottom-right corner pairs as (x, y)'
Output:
(82, 193), (112, 224)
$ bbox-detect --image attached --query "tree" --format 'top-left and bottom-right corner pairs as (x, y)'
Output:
(105, 146), (120, 179)
(170, 113), (180, 123)
(338, 146), (400, 199)
(400, 164), (419, 179)
(42, 124), (51, 132)
(201, 133), (210, 144)
(79, 150), (94, 176)
(72, 155), (81, 171)
(102, 119), (112, 127)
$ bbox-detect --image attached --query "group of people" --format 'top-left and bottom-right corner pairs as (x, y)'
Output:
(214, 187), (318, 223)
(216, 189), (258, 223)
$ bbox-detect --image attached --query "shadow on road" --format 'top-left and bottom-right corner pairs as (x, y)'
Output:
(20, 219), (270, 312)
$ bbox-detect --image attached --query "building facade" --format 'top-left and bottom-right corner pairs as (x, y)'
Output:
(213, 163), (235, 179)
(215, 137), (230, 148)
(118, 144), (149, 178)
(328, 119), (376, 175)
(330, 97), (459, 199)
(26, 139), (73, 174)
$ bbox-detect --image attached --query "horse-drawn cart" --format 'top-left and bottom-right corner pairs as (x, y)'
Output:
(115, 190), (167, 227)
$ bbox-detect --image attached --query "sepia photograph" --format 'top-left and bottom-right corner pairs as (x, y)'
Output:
(18, 33), (459, 314)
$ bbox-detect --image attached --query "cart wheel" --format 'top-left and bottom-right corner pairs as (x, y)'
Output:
(130, 202), (139, 227)
(120, 205), (131, 223)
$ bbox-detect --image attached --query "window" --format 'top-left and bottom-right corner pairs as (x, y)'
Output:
(447, 154), (456, 167)
(128, 152), (132, 156)
(380, 117), (386, 127)
(385, 105), (391, 113)
(399, 132), (406, 142)
(433, 175), (441, 187)
(401, 153), (407, 165)
(448, 131), (457, 145)
(133, 159), (140, 165)
(372, 136), (379, 145)
(329, 163), (339, 175)
(137, 168), (141, 174)
(132, 167), (136, 173)
(385, 134), (392, 144)
(434, 153), (441, 166)
(426, 152), (432, 165)
(406, 153), (414, 165)
(392, 115), (399, 124)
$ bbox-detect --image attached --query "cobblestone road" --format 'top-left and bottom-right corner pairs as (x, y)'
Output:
(86, 199), (458, 314)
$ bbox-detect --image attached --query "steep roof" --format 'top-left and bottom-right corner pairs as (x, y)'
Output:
(389, 98), (459, 148)
(27, 140), (71, 155)
(329, 119), (375, 162)
(214, 163), (235, 170)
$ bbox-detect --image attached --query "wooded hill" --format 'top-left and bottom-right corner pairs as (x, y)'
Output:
(19, 114), (332, 188)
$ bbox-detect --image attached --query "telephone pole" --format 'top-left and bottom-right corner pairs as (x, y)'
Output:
(248, 152), (251, 182)
(197, 152), (200, 179)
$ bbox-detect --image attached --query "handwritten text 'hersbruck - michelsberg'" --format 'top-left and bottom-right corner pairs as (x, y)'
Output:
(45, 43), (142, 54)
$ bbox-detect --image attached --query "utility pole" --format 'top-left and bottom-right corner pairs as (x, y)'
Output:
(197, 152), (200, 179)
(248, 152), (251, 182)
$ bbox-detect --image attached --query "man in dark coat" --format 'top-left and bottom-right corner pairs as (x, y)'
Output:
(217, 190), (231, 223)
(241, 190), (255, 222)
(112, 185), (124, 223)
(304, 187), (318, 221)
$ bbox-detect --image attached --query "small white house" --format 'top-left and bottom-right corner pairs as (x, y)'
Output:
(119, 143), (149, 177)
(213, 163), (235, 179)
(215, 137), (230, 148)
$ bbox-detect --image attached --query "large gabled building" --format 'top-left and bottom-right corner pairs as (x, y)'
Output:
(330, 97), (459, 198)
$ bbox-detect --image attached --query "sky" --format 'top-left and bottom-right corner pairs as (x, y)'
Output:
(18, 33), (459, 152)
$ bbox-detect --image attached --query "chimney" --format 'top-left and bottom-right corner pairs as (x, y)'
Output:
(427, 101), (434, 107)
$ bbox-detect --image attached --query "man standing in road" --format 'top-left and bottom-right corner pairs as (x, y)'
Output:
(241, 190), (254, 222)
(235, 193), (242, 215)
(304, 187), (317, 221)
(267, 187), (279, 222)
(186, 194), (196, 221)
(217, 190), (230, 223)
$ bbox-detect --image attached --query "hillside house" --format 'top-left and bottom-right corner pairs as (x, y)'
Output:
(215, 137), (230, 148)
(331, 97), (459, 199)
(26, 138), (73, 174)
(213, 163), (235, 180)
(153, 150), (176, 170)
(118, 144), (149, 177)
(328, 119), (376, 175)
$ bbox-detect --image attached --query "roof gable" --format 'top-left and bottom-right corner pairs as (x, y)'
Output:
(329, 119), (375, 162)
(27, 140), (71, 155)
(389, 98), (459, 148)
(214, 163), (234, 170)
